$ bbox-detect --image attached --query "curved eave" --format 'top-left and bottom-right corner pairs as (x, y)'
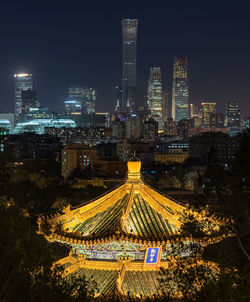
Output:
(44, 231), (230, 248)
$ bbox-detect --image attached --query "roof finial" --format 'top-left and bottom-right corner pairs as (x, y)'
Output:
(133, 150), (136, 158)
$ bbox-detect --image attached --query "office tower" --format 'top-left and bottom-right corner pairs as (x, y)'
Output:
(241, 117), (250, 130)
(147, 67), (163, 130)
(225, 102), (241, 130)
(162, 90), (169, 123)
(210, 113), (224, 128)
(125, 114), (142, 139)
(64, 100), (82, 114)
(177, 118), (192, 139)
(164, 118), (177, 136)
(142, 118), (158, 141)
(172, 57), (189, 122)
(115, 86), (123, 112)
(69, 86), (96, 114)
(14, 73), (32, 118)
(121, 19), (138, 112)
(201, 102), (216, 127)
(24, 107), (54, 122)
(21, 90), (39, 113)
(190, 104), (199, 118)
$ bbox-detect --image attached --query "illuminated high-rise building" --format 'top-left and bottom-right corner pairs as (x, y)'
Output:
(225, 102), (241, 130)
(121, 19), (138, 112)
(210, 113), (224, 128)
(190, 104), (199, 118)
(68, 86), (96, 114)
(14, 73), (32, 118)
(201, 102), (216, 127)
(162, 90), (169, 123)
(241, 117), (250, 130)
(147, 67), (163, 130)
(21, 90), (39, 112)
(172, 57), (189, 122)
(115, 86), (123, 112)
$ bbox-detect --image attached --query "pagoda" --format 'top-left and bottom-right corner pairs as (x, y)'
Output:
(38, 157), (227, 297)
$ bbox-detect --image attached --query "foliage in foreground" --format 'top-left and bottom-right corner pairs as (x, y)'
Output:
(0, 204), (96, 302)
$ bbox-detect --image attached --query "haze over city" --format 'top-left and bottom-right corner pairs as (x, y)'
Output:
(0, 0), (250, 115)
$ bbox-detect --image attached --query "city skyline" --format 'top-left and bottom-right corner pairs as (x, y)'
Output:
(0, 1), (250, 116)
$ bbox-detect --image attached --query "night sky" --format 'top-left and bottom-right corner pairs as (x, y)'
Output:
(0, 0), (250, 116)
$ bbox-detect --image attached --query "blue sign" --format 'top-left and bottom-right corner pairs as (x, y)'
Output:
(145, 248), (160, 264)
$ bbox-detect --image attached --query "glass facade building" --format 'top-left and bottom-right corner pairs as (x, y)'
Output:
(12, 119), (76, 134)
(121, 19), (138, 112)
(147, 67), (163, 131)
(241, 117), (250, 130)
(172, 57), (189, 122)
(225, 102), (241, 130)
(201, 102), (216, 127)
(68, 86), (96, 114)
(14, 73), (32, 118)
(21, 90), (38, 111)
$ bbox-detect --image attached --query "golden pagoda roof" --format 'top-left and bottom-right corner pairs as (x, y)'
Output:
(38, 159), (221, 244)
(38, 159), (230, 298)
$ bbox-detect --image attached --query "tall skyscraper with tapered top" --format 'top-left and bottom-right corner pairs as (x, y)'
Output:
(14, 73), (32, 119)
(147, 67), (163, 130)
(172, 57), (189, 122)
(121, 19), (138, 112)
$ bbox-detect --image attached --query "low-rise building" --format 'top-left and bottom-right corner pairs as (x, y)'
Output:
(189, 132), (241, 164)
(155, 149), (188, 164)
(61, 144), (97, 178)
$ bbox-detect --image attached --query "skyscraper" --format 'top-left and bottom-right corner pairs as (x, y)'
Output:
(225, 102), (241, 130)
(14, 73), (32, 118)
(162, 90), (169, 123)
(147, 67), (163, 130)
(115, 86), (123, 112)
(190, 104), (199, 118)
(172, 57), (189, 122)
(201, 102), (216, 127)
(121, 19), (138, 112)
(21, 90), (39, 112)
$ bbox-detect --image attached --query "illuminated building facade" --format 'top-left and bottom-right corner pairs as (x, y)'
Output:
(201, 102), (216, 127)
(147, 67), (163, 130)
(68, 86), (96, 114)
(210, 113), (224, 128)
(125, 114), (142, 139)
(162, 90), (169, 123)
(172, 57), (189, 122)
(64, 100), (82, 114)
(38, 158), (228, 297)
(177, 118), (192, 139)
(12, 119), (76, 134)
(21, 90), (39, 112)
(0, 113), (15, 129)
(225, 102), (241, 130)
(115, 86), (123, 112)
(61, 144), (97, 178)
(121, 19), (138, 112)
(190, 104), (199, 118)
(23, 107), (54, 122)
(142, 118), (158, 142)
(241, 117), (250, 130)
(0, 120), (12, 131)
(154, 149), (188, 164)
(164, 118), (177, 136)
(14, 73), (32, 119)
